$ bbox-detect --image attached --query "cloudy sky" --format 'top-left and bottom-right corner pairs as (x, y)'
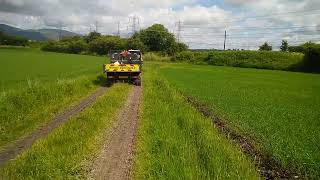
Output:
(0, 0), (319, 49)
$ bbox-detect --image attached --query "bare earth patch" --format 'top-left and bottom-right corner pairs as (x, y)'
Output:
(89, 86), (141, 180)
(0, 87), (108, 168)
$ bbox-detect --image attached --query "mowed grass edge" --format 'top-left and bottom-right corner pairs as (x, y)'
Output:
(0, 83), (132, 179)
(133, 64), (259, 179)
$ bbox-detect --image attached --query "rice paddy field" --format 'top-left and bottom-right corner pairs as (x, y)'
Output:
(159, 63), (320, 178)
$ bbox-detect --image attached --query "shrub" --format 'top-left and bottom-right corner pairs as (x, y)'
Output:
(302, 46), (320, 73)
(259, 42), (272, 51)
(89, 36), (125, 55)
(173, 50), (304, 71)
(143, 52), (170, 62)
(0, 31), (28, 46)
(126, 38), (146, 52)
(67, 40), (88, 54)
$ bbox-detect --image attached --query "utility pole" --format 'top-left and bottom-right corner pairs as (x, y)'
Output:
(117, 21), (120, 37)
(58, 22), (62, 41)
(176, 20), (182, 43)
(95, 21), (98, 32)
(224, 30), (227, 50)
(129, 16), (140, 35)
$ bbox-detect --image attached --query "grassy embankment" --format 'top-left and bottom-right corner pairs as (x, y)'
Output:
(133, 64), (259, 179)
(1, 84), (131, 178)
(0, 47), (107, 148)
(160, 63), (320, 178)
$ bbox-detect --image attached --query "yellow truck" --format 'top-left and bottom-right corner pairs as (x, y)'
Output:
(103, 50), (142, 86)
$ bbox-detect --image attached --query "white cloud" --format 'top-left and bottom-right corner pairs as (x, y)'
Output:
(0, 0), (319, 49)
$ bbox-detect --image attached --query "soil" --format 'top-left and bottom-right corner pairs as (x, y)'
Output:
(89, 86), (141, 180)
(0, 87), (108, 168)
(185, 96), (301, 179)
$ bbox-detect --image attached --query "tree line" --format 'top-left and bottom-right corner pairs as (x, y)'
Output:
(0, 31), (28, 46)
(41, 24), (188, 55)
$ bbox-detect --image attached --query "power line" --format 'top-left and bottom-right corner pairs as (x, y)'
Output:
(175, 20), (182, 42)
(117, 21), (120, 37)
(95, 21), (98, 32)
(224, 30), (226, 50)
(129, 16), (140, 34)
(58, 22), (62, 41)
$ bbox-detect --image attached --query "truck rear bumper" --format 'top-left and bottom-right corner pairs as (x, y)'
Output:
(106, 72), (140, 79)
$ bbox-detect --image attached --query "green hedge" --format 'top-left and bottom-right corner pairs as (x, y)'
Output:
(172, 50), (304, 71)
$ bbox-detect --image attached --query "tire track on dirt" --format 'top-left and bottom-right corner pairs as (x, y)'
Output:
(0, 86), (108, 168)
(89, 86), (141, 180)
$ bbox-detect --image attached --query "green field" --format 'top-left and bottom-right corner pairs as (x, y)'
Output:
(0, 47), (105, 91)
(0, 47), (106, 149)
(133, 64), (258, 179)
(160, 63), (320, 178)
(1, 47), (319, 179)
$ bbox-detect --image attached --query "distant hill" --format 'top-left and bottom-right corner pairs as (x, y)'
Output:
(32, 29), (80, 40)
(0, 24), (81, 41)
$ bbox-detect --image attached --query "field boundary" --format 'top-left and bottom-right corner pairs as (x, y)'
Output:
(184, 95), (301, 179)
(0, 86), (108, 168)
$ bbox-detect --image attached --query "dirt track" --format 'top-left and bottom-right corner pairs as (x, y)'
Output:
(89, 86), (141, 180)
(0, 87), (108, 168)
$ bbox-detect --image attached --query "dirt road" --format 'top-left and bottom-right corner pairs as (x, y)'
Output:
(0, 87), (108, 168)
(89, 86), (141, 180)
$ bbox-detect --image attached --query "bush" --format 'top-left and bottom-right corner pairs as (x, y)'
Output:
(89, 36), (125, 55)
(41, 38), (88, 54)
(126, 38), (146, 52)
(172, 50), (304, 71)
(302, 46), (320, 73)
(0, 31), (28, 46)
(259, 42), (272, 51)
(67, 40), (88, 54)
(143, 52), (170, 62)
(172, 51), (195, 61)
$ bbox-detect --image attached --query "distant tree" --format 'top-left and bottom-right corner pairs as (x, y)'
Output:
(89, 36), (126, 55)
(280, 40), (288, 52)
(125, 38), (146, 52)
(259, 42), (272, 51)
(85, 31), (101, 43)
(133, 24), (176, 54)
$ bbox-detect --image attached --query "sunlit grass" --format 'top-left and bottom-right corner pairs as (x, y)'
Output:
(1, 84), (132, 179)
(161, 63), (320, 178)
(133, 64), (258, 179)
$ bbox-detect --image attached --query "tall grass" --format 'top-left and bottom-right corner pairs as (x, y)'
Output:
(0, 84), (132, 179)
(133, 64), (258, 179)
(161, 63), (320, 178)
(0, 75), (101, 148)
(143, 52), (171, 62)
